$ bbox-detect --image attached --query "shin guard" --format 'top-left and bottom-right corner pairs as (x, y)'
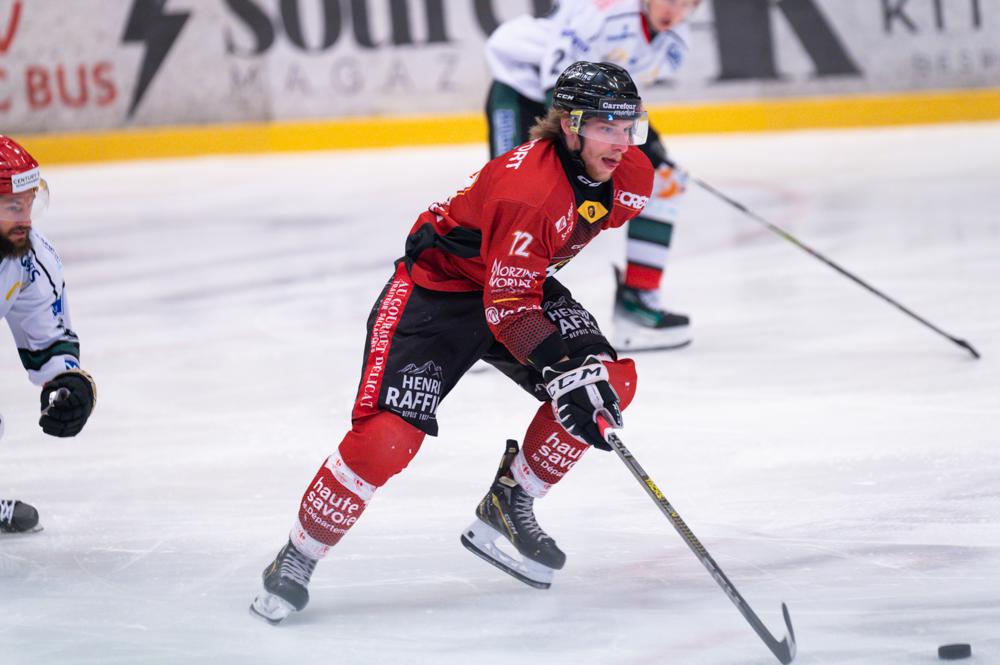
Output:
(290, 412), (425, 559)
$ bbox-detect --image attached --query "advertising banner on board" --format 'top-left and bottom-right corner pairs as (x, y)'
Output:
(1, 0), (997, 134)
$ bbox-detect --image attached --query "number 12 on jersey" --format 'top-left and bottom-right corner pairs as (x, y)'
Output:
(510, 231), (534, 257)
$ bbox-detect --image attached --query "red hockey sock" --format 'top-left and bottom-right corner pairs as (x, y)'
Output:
(512, 403), (590, 498)
(290, 412), (425, 559)
(291, 453), (375, 559)
(624, 262), (663, 291)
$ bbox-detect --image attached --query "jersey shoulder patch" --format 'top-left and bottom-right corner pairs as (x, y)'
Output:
(611, 148), (655, 213)
(24, 229), (66, 297)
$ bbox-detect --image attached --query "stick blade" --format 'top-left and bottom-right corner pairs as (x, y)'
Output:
(953, 338), (981, 359)
(774, 602), (797, 664)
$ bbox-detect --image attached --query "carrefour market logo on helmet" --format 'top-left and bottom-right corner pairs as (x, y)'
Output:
(12, 168), (40, 193)
(598, 99), (638, 117)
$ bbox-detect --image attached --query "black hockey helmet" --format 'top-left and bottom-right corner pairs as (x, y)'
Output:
(552, 62), (641, 114)
(551, 62), (648, 145)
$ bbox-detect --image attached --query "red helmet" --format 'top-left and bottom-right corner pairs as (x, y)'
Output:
(0, 135), (42, 195)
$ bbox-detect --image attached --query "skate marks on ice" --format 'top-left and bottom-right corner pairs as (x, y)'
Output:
(0, 126), (997, 664)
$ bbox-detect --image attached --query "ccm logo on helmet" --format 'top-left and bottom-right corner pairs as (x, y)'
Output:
(615, 190), (649, 211)
(11, 167), (40, 193)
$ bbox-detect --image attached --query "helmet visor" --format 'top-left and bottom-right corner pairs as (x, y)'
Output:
(0, 179), (49, 222)
(569, 110), (649, 146)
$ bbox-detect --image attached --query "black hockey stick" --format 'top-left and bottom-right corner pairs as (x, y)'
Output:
(598, 417), (797, 664)
(665, 158), (980, 360)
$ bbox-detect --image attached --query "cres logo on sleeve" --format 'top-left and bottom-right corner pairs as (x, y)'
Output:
(615, 190), (649, 211)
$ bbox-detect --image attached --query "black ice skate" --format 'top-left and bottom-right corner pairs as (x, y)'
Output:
(612, 266), (691, 352)
(250, 539), (317, 625)
(460, 441), (566, 589)
(0, 499), (41, 534)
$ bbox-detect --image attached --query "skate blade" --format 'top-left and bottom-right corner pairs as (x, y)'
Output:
(612, 319), (691, 353)
(0, 524), (43, 536)
(249, 591), (296, 625)
(460, 519), (554, 590)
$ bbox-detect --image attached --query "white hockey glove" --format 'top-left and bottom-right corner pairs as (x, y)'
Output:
(542, 356), (622, 451)
(654, 163), (688, 200)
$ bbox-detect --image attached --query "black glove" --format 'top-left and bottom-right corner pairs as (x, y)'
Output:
(542, 356), (622, 451)
(39, 369), (97, 437)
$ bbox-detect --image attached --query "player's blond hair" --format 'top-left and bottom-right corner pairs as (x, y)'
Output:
(529, 108), (568, 142)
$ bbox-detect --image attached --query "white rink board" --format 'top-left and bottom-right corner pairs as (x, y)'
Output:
(1, 122), (999, 664)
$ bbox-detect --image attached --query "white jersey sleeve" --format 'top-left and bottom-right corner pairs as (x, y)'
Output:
(1, 230), (81, 386)
(485, 12), (563, 103)
(486, 0), (692, 103)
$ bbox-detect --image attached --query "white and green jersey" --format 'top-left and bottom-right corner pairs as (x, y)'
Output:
(485, 0), (692, 103)
(0, 230), (81, 385)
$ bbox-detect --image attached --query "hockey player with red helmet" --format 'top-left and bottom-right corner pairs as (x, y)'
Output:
(251, 62), (655, 624)
(0, 135), (97, 535)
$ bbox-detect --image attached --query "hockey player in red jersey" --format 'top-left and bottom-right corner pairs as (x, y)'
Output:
(251, 62), (655, 624)
(0, 135), (98, 535)
(486, 0), (704, 351)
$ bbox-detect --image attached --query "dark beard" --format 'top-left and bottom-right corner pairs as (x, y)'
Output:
(0, 232), (32, 258)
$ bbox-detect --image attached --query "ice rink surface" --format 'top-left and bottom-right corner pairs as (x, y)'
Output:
(2, 121), (998, 665)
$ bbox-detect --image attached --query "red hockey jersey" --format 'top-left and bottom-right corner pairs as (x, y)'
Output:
(405, 138), (653, 368)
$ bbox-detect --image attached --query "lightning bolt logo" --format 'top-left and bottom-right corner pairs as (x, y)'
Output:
(122, 0), (191, 117)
